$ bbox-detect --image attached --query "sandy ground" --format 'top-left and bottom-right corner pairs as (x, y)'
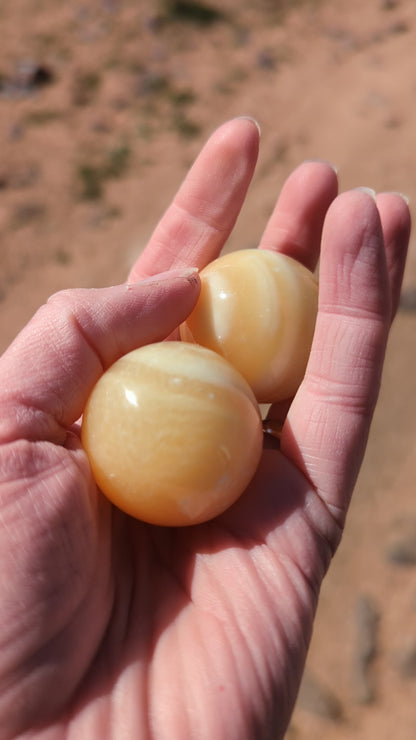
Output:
(1, 0), (416, 737)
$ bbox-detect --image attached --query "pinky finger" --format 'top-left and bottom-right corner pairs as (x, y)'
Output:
(280, 190), (393, 522)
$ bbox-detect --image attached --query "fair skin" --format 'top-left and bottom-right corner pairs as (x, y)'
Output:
(0, 118), (410, 740)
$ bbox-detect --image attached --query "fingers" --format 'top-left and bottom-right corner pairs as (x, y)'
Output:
(376, 192), (411, 320)
(280, 189), (406, 523)
(128, 117), (260, 282)
(0, 270), (200, 444)
(259, 160), (338, 271)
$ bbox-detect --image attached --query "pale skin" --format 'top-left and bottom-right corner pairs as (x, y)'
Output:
(0, 118), (410, 739)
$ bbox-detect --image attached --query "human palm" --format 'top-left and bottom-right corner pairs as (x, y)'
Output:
(0, 118), (410, 739)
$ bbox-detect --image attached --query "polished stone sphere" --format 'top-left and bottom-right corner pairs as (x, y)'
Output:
(82, 341), (263, 526)
(180, 249), (318, 403)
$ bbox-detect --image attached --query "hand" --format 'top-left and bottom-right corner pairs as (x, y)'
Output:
(0, 118), (410, 739)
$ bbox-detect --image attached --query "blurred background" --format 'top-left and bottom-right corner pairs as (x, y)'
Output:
(1, 1), (415, 737)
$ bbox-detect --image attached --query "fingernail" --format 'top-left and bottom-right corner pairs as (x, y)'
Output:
(180, 267), (200, 286)
(303, 158), (338, 174)
(175, 267), (199, 278)
(128, 267), (199, 288)
(235, 115), (261, 137)
(354, 186), (377, 201)
(385, 191), (410, 205)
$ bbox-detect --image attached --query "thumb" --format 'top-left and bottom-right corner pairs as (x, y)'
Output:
(0, 269), (200, 443)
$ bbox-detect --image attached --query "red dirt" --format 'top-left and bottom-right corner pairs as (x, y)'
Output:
(1, 1), (416, 737)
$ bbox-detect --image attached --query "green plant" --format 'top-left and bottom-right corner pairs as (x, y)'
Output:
(103, 144), (131, 178)
(24, 109), (63, 126)
(77, 143), (132, 200)
(169, 88), (196, 106)
(159, 0), (225, 26)
(172, 111), (201, 139)
(77, 164), (104, 200)
(54, 248), (72, 265)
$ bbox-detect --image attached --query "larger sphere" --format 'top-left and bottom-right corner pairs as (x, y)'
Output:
(82, 342), (263, 526)
(180, 249), (318, 403)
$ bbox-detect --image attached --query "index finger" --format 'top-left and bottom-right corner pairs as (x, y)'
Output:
(128, 117), (260, 282)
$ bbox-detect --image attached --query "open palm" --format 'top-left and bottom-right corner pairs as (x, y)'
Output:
(0, 119), (410, 740)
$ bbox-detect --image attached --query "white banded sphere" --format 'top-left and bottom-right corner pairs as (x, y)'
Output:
(180, 249), (318, 403)
(82, 342), (263, 526)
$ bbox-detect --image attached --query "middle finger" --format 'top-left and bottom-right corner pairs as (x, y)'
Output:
(259, 160), (338, 271)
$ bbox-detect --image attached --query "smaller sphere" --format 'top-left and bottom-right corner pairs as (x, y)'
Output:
(82, 342), (263, 526)
(180, 249), (318, 403)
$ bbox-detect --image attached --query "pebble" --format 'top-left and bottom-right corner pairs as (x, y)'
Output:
(297, 671), (344, 721)
(352, 594), (380, 704)
(395, 640), (416, 680)
(385, 517), (416, 566)
(399, 287), (416, 313)
(0, 61), (54, 98)
(257, 50), (276, 70)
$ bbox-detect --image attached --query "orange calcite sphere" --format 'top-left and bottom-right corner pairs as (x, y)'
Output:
(180, 249), (318, 403)
(82, 342), (263, 526)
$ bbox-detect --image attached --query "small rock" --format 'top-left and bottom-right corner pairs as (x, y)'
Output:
(380, 0), (399, 9)
(102, 0), (120, 12)
(0, 163), (41, 191)
(135, 71), (169, 98)
(297, 671), (344, 721)
(285, 723), (300, 739)
(11, 202), (46, 229)
(386, 517), (416, 566)
(234, 26), (251, 47)
(395, 640), (416, 680)
(91, 118), (112, 134)
(0, 61), (55, 98)
(9, 123), (24, 141)
(257, 50), (276, 70)
(399, 287), (416, 313)
(23, 62), (54, 89)
(352, 594), (380, 704)
(144, 15), (163, 33)
(71, 70), (101, 107)
(388, 21), (410, 35)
